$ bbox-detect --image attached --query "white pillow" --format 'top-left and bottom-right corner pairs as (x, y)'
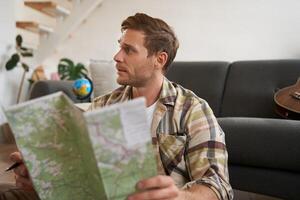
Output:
(89, 60), (119, 98)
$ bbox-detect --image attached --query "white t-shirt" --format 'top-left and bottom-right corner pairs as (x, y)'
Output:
(146, 101), (157, 126)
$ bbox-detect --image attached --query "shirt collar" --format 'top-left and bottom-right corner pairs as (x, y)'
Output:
(126, 77), (177, 107)
(158, 77), (177, 106)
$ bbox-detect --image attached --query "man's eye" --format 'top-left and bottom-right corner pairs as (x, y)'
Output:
(124, 47), (131, 54)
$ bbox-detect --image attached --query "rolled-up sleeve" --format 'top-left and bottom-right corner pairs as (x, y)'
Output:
(183, 99), (233, 200)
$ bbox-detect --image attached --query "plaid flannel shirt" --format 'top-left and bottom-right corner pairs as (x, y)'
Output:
(90, 78), (233, 200)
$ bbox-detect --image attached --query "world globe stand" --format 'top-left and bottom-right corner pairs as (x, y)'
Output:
(72, 76), (94, 103)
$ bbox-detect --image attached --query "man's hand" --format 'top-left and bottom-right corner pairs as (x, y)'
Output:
(127, 175), (180, 200)
(9, 151), (34, 191)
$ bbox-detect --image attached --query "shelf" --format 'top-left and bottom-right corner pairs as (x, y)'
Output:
(16, 21), (53, 34)
(24, 1), (70, 18)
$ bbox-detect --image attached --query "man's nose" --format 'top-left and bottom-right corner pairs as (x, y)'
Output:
(113, 50), (123, 63)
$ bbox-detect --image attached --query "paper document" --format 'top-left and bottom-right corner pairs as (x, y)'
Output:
(5, 92), (157, 200)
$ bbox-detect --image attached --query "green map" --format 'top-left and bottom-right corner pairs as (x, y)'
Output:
(5, 92), (157, 200)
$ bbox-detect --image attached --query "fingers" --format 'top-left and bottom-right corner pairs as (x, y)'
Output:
(137, 175), (174, 190)
(15, 175), (34, 191)
(9, 151), (23, 162)
(9, 151), (34, 191)
(128, 175), (179, 200)
(128, 184), (179, 200)
(9, 151), (29, 177)
(13, 163), (29, 177)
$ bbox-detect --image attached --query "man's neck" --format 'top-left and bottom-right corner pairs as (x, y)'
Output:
(132, 75), (164, 107)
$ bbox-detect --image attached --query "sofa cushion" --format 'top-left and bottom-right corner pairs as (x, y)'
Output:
(229, 165), (300, 200)
(167, 61), (230, 117)
(218, 117), (300, 173)
(88, 60), (119, 98)
(221, 59), (300, 118)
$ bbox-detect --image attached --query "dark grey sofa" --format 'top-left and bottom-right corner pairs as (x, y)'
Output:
(167, 60), (300, 200)
(27, 59), (300, 199)
(29, 80), (90, 103)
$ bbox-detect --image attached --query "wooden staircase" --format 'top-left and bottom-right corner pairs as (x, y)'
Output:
(24, 1), (70, 18)
(16, 0), (103, 66)
(16, 21), (53, 34)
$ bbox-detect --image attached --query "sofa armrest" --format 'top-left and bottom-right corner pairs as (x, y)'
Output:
(29, 80), (90, 103)
(218, 117), (300, 199)
(218, 117), (300, 172)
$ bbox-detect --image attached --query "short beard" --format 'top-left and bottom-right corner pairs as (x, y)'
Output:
(117, 78), (146, 88)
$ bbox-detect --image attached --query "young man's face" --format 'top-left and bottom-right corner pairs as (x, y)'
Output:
(113, 29), (158, 87)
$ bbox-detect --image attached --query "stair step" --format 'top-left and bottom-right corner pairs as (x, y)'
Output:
(24, 1), (70, 18)
(16, 21), (54, 34)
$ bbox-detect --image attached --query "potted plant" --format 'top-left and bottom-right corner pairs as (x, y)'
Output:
(57, 58), (88, 80)
(57, 58), (92, 102)
(5, 35), (33, 103)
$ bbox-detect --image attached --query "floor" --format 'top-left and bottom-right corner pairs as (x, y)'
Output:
(0, 128), (282, 200)
(234, 190), (283, 200)
(0, 144), (17, 185)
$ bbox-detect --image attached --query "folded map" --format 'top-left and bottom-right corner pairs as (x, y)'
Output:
(4, 92), (157, 200)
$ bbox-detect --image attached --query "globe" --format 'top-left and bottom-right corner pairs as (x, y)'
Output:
(72, 78), (93, 100)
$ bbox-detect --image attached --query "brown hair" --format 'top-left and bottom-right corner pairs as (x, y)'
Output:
(121, 13), (179, 72)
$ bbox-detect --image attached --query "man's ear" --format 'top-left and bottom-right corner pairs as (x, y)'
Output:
(155, 52), (168, 70)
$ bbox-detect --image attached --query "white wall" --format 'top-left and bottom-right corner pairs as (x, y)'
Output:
(0, 0), (298, 123)
(0, 0), (18, 110)
(0, 0), (46, 108)
(42, 0), (300, 73)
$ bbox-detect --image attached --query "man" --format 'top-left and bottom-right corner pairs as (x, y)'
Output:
(10, 13), (233, 200)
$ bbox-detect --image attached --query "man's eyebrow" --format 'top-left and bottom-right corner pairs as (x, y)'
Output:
(119, 42), (138, 52)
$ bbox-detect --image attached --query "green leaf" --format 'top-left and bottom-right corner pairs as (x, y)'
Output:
(60, 74), (68, 80)
(58, 64), (70, 80)
(59, 58), (74, 68)
(5, 35), (33, 73)
(22, 63), (29, 72)
(57, 58), (87, 80)
(28, 79), (34, 84)
(5, 60), (17, 70)
(20, 47), (28, 51)
(5, 54), (20, 70)
(21, 52), (33, 57)
(16, 35), (23, 47)
(20, 47), (33, 57)
(11, 53), (20, 63)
